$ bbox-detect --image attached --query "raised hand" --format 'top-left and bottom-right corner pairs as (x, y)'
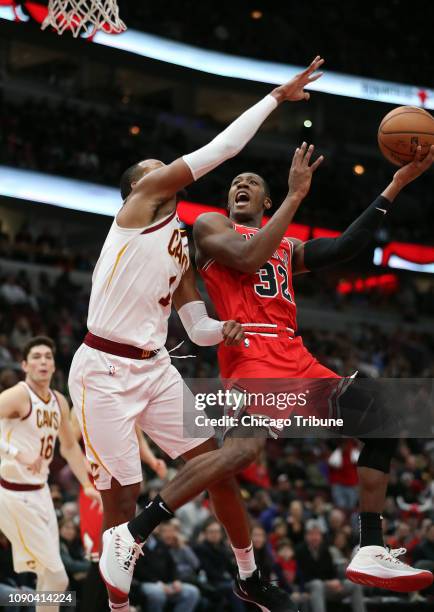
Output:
(288, 142), (324, 201)
(272, 56), (325, 103)
(393, 145), (434, 187)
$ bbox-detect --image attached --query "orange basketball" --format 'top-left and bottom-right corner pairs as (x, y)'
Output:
(378, 106), (434, 166)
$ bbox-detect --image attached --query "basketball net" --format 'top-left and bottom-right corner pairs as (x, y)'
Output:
(41, 0), (126, 38)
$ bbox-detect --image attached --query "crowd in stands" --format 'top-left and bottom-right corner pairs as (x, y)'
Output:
(0, 231), (433, 609)
(1, 96), (433, 244)
(119, 0), (431, 86)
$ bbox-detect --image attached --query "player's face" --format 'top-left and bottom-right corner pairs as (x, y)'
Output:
(22, 345), (55, 385)
(227, 173), (270, 220)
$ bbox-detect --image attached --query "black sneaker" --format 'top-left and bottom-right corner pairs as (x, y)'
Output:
(234, 570), (299, 612)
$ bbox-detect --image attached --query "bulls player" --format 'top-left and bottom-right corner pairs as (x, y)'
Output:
(69, 57), (325, 612)
(0, 336), (101, 612)
(106, 143), (434, 607)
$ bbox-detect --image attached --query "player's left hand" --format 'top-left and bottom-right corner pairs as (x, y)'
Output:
(222, 320), (245, 345)
(393, 144), (434, 186)
(84, 484), (103, 512)
(272, 56), (325, 102)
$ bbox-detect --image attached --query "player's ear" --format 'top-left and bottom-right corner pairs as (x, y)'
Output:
(264, 197), (272, 210)
(21, 360), (28, 373)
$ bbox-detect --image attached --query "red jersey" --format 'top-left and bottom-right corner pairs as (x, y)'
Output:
(200, 222), (339, 384)
(201, 223), (297, 333)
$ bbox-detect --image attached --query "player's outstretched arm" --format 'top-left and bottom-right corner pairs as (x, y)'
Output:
(131, 57), (324, 202)
(292, 144), (434, 273)
(57, 392), (102, 508)
(173, 265), (244, 346)
(194, 142), (323, 273)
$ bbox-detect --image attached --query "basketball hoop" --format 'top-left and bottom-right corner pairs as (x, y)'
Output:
(41, 0), (126, 38)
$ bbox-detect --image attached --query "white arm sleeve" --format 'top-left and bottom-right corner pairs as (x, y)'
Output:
(178, 300), (224, 346)
(182, 94), (278, 180)
(0, 438), (18, 458)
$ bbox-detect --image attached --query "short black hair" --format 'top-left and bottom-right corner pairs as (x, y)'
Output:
(23, 336), (56, 361)
(120, 163), (143, 200)
(261, 176), (271, 198)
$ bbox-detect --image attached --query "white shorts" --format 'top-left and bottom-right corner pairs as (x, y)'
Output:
(68, 344), (213, 490)
(0, 484), (64, 574)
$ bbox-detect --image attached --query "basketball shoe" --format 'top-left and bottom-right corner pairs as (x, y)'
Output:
(346, 546), (433, 592)
(234, 569), (300, 611)
(99, 523), (144, 598)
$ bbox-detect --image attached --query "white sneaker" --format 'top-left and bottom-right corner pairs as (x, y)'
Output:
(99, 523), (144, 598)
(346, 546), (433, 592)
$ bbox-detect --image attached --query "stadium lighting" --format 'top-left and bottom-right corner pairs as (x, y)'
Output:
(0, 7), (433, 108)
(303, 120), (313, 128)
(353, 164), (365, 175)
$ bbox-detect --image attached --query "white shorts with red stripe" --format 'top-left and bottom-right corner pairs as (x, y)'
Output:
(68, 344), (212, 490)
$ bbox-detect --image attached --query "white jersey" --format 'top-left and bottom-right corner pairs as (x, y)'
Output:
(87, 210), (189, 349)
(0, 382), (61, 486)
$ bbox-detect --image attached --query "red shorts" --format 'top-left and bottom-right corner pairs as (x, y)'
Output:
(218, 335), (340, 380)
(79, 485), (103, 561)
(219, 336), (344, 437)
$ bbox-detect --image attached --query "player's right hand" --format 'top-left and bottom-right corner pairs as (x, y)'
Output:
(17, 450), (43, 474)
(288, 142), (324, 201)
(222, 320), (245, 346)
(272, 56), (324, 103)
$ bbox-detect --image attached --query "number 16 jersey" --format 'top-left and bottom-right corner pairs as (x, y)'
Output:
(0, 382), (61, 486)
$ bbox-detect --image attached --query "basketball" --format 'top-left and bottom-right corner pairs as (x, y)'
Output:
(378, 106), (434, 166)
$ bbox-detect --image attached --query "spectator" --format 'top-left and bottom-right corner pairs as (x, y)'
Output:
(387, 521), (420, 564)
(194, 519), (244, 612)
(295, 520), (366, 612)
(176, 493), (211, 540)
(0, 530), (36, 612)
(0, 334), (13, 366)
(287, 500), (305, 546)
(269, 517), (289, 552)
(412, 522), (434, 597)
(275, 539), (297, 589)
(328, 441), (360, 510)
(251, 525), (274, 581)
(10, 317), (33, 352)
(0, 368), (20, 392)
(0, 275), (29, 306)
(135, 529), (200, 612)
(59, 518), (90, 598)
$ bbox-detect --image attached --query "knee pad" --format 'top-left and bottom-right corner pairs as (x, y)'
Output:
(357, 438), (398, 474)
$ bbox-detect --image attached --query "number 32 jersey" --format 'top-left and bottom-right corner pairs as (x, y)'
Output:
(200, 222), (298, 338)
(0, 382), (61, 486)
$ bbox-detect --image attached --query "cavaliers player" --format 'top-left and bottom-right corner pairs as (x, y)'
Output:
(105, 143), (434, 606)
(68, 57), (325, 612)
(0, 336), (101, 612)
(70, 409), (166, 612)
